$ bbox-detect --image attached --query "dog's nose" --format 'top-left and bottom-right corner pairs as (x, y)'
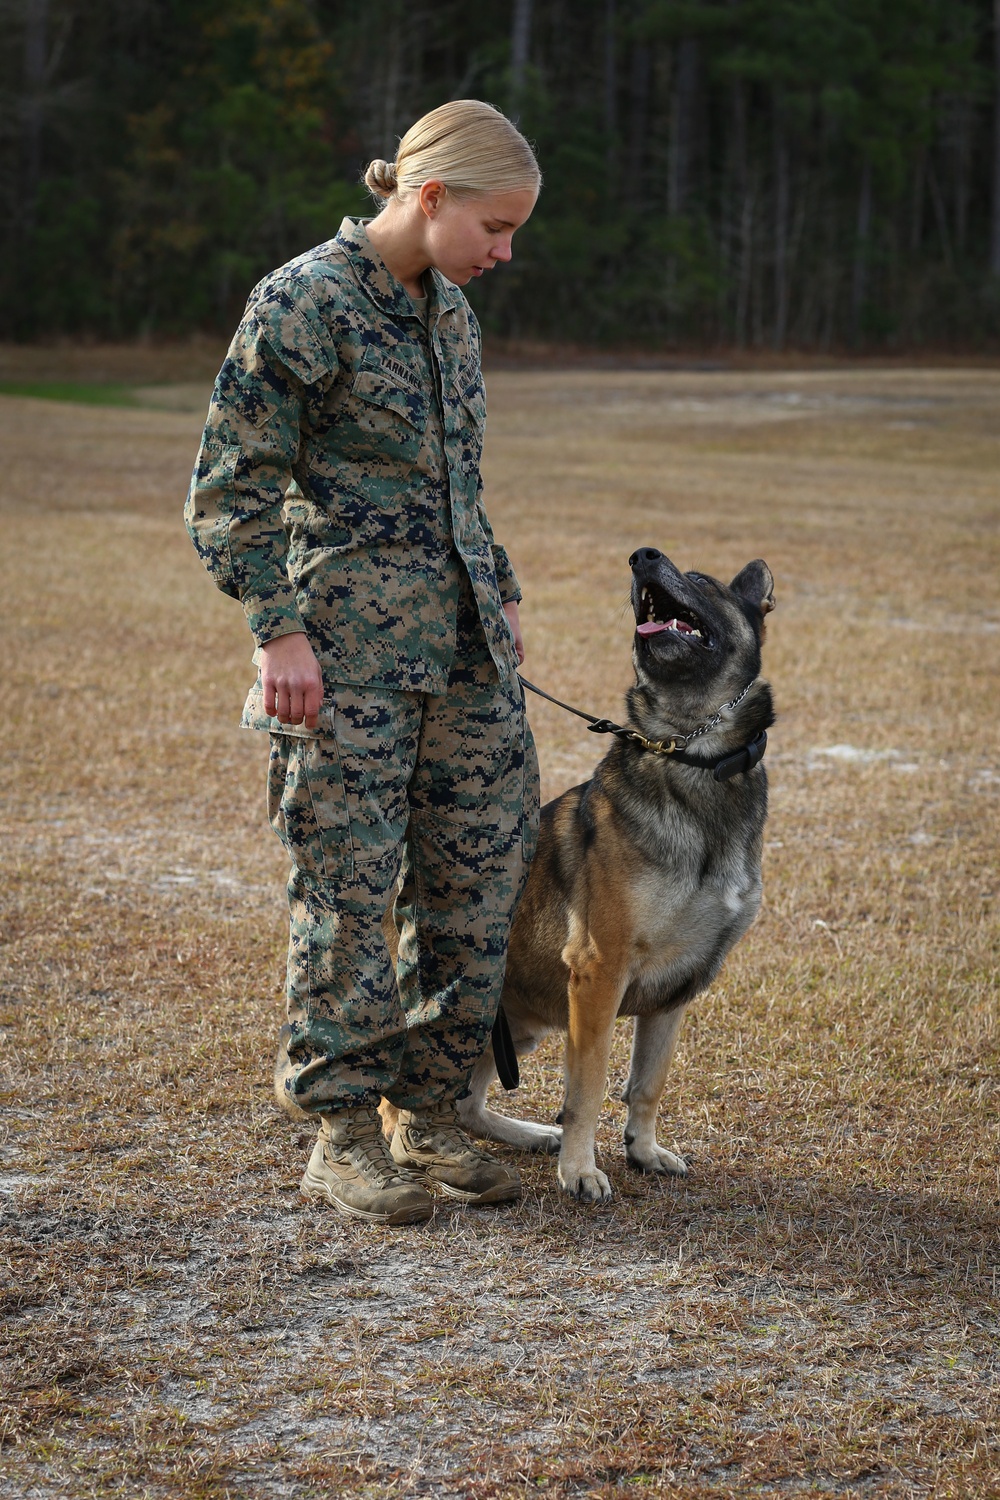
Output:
(629, 547), (663, 567)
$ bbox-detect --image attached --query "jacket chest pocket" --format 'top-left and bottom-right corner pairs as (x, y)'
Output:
(324, 359), (430, 471)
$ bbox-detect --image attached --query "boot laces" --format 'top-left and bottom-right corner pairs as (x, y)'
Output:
(331, 1107), (419, 1187)
(409, 1103), (496, 1165)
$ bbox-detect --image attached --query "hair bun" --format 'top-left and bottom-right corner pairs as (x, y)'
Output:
(364, 158), (398, 196)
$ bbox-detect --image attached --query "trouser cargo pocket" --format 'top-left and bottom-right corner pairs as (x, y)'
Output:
(267, 731), (353, 881)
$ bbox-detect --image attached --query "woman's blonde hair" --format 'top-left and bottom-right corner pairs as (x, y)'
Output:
(365, 100), (540, 205)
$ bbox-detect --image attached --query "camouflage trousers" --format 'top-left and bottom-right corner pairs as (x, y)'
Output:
(267, 638), (539, 1115)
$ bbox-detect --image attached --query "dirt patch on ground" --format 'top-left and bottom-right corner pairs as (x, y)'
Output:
(1, 364), (998, 1496)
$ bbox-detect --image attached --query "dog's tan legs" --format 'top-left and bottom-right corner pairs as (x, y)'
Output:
(456, 1027), (561, 1153)
(557, 971), (622, 1202)
(622, 1006), (690, 1177)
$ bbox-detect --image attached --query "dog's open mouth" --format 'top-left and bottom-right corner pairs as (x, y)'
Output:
(636, 584), (706, 642)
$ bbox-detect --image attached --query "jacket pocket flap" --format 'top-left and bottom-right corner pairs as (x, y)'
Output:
(351, 369), (428, 429)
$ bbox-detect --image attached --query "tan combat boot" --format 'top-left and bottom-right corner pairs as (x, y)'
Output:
(301, 1104), (434, 1225)
(390, 1100), (521, 1205)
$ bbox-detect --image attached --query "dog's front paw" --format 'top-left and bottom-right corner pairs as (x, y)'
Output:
(558, 1162), (613, 1203)
(625, 1141), (689, 1177)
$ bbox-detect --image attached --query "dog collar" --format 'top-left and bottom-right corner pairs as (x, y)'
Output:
(622, 727), (768, 781)
(518, 676), (767, 781)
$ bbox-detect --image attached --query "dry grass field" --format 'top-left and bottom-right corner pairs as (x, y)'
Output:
(1, 349), (998, 1499)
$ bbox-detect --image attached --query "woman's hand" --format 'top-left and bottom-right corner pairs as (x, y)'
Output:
(503, 600), (525, 666)
(260, 632), (324, 728)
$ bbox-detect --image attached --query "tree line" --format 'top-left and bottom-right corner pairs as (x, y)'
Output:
(3, 0), (1000, 349)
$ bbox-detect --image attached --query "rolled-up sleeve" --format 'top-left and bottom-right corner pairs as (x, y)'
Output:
(490, 542), (522, 604)
(184, 279), (337, 647)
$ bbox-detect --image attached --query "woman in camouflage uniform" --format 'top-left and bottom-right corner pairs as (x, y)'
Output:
(185, 101), (541, 1224)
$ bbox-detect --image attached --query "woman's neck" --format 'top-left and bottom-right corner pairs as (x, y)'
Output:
(365, 207), (429, 299)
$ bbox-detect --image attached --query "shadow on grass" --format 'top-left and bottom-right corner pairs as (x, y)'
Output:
(3, 1131), (997, 1308)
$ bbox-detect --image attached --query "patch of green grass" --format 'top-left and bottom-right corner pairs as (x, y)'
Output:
(0, 380), (137, 406)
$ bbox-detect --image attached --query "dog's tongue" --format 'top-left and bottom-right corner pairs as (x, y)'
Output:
(636, 618), (693, 637)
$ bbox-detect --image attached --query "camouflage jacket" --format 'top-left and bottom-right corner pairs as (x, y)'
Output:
(185, 217), (520, 699)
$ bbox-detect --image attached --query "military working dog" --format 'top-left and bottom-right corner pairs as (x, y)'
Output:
(448, 547), (776, 1202)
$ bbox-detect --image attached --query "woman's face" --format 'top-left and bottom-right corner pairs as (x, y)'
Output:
(420, 184), (538, 286)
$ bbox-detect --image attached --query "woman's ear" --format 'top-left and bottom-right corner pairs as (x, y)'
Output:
(417, 180), (447, 219)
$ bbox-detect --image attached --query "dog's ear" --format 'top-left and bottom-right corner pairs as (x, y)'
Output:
(730, 559), (775, 617)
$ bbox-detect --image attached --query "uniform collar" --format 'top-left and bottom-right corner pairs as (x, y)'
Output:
(335, 216), (462, 322)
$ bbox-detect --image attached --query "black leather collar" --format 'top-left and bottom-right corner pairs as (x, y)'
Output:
(654, 729), (768, 782)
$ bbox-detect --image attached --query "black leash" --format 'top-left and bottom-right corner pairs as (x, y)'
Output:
(491, 1005), (520, 1091)
(517, 674), (768, 783)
